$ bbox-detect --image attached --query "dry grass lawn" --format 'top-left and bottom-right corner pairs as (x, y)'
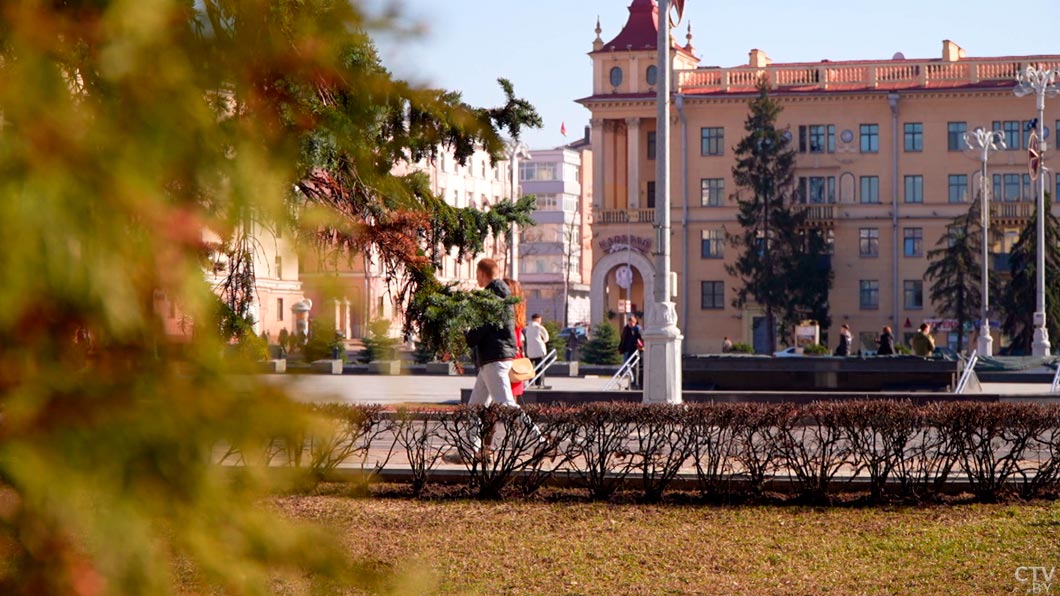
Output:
(263, 488), (1060, 595)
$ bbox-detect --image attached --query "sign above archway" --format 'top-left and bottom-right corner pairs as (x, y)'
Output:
(599, 234), (652, 255)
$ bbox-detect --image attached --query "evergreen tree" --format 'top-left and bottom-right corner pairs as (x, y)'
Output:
(580, 322), (623, 365)
(924, 198), (993, 354)
(727, 77), (832, 351)
(0, 1), (538, 592)
(999, 195), (1060, 353)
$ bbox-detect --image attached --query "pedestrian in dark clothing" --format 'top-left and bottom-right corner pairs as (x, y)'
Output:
(443, 259), (549, 464)
(834, 324), (852, 356)
(618, 316), (644, 389)
(876, 325), (895, 355)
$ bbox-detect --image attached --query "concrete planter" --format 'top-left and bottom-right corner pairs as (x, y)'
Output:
(425, 361), (457, 375)
(546, 361), (579, 377)
(311, 359), (343, 375)
(368, 360), (402, 375)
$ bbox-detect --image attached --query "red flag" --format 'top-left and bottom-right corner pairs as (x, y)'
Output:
(560, 122), (567, 137)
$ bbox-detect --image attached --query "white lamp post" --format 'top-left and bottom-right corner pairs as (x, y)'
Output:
(642, 0), (683, 404)
(1014, 65), (1059, 356)
(507, 141), (531, 280)
(965, 127), (1006, 356)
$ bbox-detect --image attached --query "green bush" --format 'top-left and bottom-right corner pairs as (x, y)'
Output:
(803, 343), (830, 356)
(362, 319), (399, 362)
(543, 320), (566, 359)
(303, 319), (347, 362)
(730, 342), (754, 354)
(580, 321), (622, 365)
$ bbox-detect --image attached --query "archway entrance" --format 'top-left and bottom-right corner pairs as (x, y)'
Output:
(590, 251), (656, 328)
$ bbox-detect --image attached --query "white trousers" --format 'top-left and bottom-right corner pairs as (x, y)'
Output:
(466, 360), (541, 451)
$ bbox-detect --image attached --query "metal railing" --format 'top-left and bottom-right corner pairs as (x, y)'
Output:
(603, 351), (640, 391)
(527, 349), (557, 388)
(954, 350), (979, 394)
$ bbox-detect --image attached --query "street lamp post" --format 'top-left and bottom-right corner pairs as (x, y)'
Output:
(642, 0), (683, 404)
(507, 141), (531, 280)
(965, 127), (1006, 357)
(1015, 65), (1059, 356)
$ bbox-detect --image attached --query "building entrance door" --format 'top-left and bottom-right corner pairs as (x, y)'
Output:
(752, 316), (769, 354)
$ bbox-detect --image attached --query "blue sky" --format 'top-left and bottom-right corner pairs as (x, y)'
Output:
(366, 0), (1060, 150)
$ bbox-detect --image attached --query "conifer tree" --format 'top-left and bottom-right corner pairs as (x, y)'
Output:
(924, 198), (989, 354)
(580, 321), (623, 365)
(998, 195), (1060, 353)
(727, 77), (832, 351)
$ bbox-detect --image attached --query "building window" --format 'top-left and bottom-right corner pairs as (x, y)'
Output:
(860, 280), (880, 310)
(700, 127), (724, 156)
(859, 228), (879, 257)
(904, 175), (923, 204)
(993, 173), (1022, 202)
(860, 123), (879, 153)
(994, 120), (1021, 150)
(904, 122), (923, 152)
(860, 176), (880, 204)
(904, 280), (924, 310)
(609, 66), (623, 87)
(275, 256), (283, 279)
(701, 229), (724, 259)
(948, 174), (968, 203)
(904, 227), (923, 257)
(646, 181), (656, 209)
(277, 298), (284, 321)
(798, 176), (836, 204)
(700, 178), (724, 206)
(646, 64), (658, 86)
(798, 124), (835, 153)
(701, 281), (725, 309)
(520, 162), (557, 181)
(947, 122), (967, 151)
(647, 131), (656, 160)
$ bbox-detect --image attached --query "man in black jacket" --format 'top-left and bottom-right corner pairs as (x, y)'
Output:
(444, 259), (548, 464)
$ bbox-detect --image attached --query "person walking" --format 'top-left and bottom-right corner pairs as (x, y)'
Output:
(504, 278), (528, 399)
(721, 336), (733, 353)
(834, 324), (852, 356)
(911, 322), (935, 357)
(525, 313), (550, 388)
(876, 325), (895, 356)
(443, 260), (549, 464)
(618, 315), (644, 390)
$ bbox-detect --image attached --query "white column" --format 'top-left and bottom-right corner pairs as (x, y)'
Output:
(626, 117), (641, 209)
(333, 299), (341, 335)
(344, 299), (352, 340)
(591, 118), (605, 210)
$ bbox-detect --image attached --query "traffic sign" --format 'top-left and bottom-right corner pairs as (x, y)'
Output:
(1029, 131), (1042, 180)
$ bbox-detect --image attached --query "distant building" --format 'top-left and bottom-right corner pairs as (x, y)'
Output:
(519, 129), (594, 328)
(582, 0), (1060, 354)
(299, 147), (512, 341)
(160, 221), (305, 343)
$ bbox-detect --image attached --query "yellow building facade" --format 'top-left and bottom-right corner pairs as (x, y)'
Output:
(582, 0), (1060, 354)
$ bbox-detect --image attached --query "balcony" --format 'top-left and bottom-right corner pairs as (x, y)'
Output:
(800, 204), (835, 223)
(676, 57), (1060, 94)
(990, 202), (1034, 224)
(593, 209), (656, 225)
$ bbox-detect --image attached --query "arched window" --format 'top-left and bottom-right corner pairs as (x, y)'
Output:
(645, 65), (657, 86)
(609, 66), (623, 87)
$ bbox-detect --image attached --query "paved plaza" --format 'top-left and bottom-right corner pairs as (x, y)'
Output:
(261, 372), (616, 405)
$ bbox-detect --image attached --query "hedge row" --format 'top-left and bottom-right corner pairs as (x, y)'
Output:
(223, 401), (1060, 502)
